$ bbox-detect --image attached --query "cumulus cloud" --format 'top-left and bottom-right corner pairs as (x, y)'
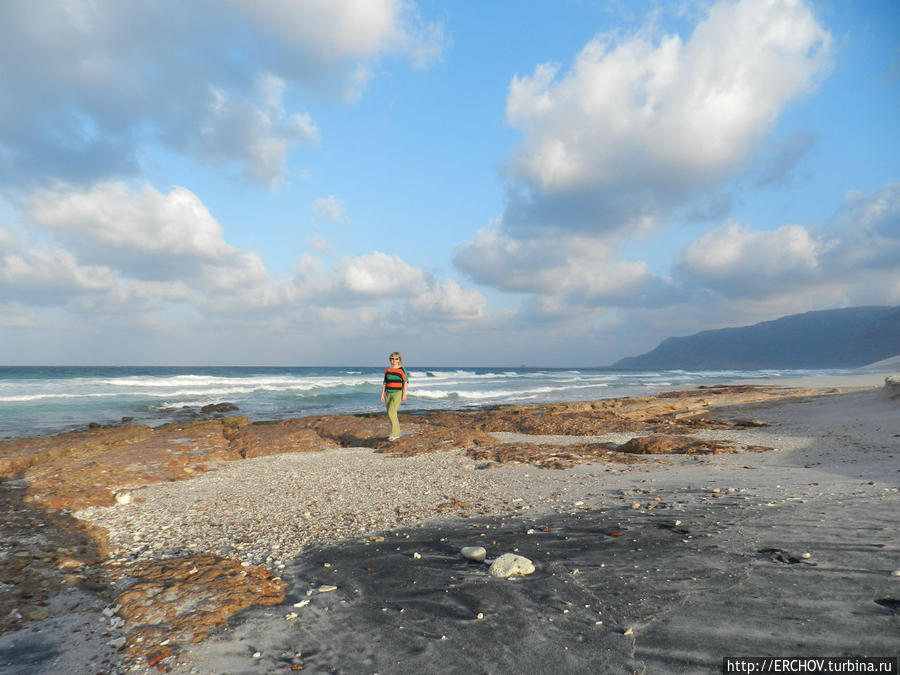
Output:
(26, 182), (231, 261)
(677, 182), (900, 305)
(455, 228), (667, 306)
(408, 280), (487, 320)
(186, 77), (320, 187)
(457, 0), (834, 325)
(293, 251), (488, 324)
(296, 251), (427, 300)
(679, 221), (826, 297)
(12, 181), (297, 318)
(501, 0), (830, 233)
(0, 231), (194, 313)
(312, 196), (351, 225)
(8, 180), (488, 330)
(0, 0), (445, 188)
(0, 244), (120, 304)
(229, 0), (446, 95)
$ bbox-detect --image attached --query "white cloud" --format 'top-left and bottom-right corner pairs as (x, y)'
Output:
(457, 0), (835, 326)
(503, 0), (830, 230)
(292, 251), (488, 323)
(678, 183), (900, 305)
(312, 196), (351, 225)
(190, 78), (320, 187)
(229, 0), (446, 100)
(408, 280), (487, 320)
(0, 234), (194, 312)
(455, 228), (660, 305)
(679, 221), (825, 297)
(0, 244), (119, 301)
(0, 0), (444, 188)
(26, 182), (232, 262)
(336, 252), (428, 297)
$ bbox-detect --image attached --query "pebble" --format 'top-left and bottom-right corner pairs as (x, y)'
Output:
(461, 546), (487, 563)
(22, 606), (48, 621)
(489, 553), (535, 578)
(75, 450), (553, 570)
(317, 585), (338, 593)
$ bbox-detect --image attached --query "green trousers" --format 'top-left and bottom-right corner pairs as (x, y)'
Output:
(385, 390), (403, 437)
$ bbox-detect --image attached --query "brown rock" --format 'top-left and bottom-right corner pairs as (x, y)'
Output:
(617, 435), (773, 455)
(113, 554), (286, 658)
(229, 420), (338, 459)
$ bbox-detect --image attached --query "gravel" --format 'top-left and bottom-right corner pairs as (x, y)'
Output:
(74, 447), (599, 570)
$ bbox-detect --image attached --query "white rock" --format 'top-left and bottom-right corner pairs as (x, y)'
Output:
(489, 553), (535, 578)
(114, 491), (132, 505)
(461, 546), (487, 563)
(317, 584), (337, 593)
(108, 637), (126, 649)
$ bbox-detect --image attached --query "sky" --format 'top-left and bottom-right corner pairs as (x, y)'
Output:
(0, 0), (898, 367)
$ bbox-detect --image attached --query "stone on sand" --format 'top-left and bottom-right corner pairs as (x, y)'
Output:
(461, 546), (486, 563)
(489, 553), (535, 578)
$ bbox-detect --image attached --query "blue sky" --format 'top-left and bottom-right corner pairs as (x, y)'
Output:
(1, 0), (898, 366)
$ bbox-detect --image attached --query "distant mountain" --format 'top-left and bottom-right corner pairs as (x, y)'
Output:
(612, 306), (900, 370)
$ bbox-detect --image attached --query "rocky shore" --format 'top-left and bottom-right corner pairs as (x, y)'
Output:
(1, 379), (897, 673)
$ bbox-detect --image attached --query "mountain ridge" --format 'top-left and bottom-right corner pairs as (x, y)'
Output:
(611, 306), (900, 370)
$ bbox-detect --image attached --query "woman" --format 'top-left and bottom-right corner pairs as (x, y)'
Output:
(380, 351), (408, 440)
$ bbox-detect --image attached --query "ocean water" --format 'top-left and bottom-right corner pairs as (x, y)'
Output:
(0, 365), (862, 440)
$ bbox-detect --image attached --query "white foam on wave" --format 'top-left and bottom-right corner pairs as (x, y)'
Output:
(101, 374), (379, 389)
(0, 392), (120, 402)
(411, 381), (609, 401)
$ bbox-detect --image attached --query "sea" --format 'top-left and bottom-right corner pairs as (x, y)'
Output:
(0, 365), (865, 440)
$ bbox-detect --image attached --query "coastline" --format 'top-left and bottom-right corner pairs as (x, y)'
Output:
(0, 372), (897, 673)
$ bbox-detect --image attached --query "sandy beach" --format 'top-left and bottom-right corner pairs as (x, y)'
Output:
(1, 372), (897, 674)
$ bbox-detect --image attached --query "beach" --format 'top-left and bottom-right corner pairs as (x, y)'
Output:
(0, 372), (897, 674)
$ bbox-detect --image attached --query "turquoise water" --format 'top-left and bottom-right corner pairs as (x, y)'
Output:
(0, 365), (863, 439)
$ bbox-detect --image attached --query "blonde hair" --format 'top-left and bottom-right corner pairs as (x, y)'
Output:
(389, 351), (403, 365)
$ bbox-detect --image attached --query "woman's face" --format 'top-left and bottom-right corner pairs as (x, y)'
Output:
(390, 355), (401, 366)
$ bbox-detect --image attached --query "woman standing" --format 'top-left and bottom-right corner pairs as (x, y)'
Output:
(380, 351), (408, 441)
